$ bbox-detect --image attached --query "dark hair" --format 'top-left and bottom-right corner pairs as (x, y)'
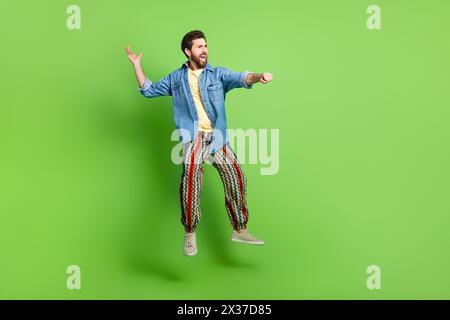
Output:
(181, 30), (206, 58)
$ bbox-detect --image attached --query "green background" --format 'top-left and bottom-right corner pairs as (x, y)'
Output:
(1, 0), (449, 299)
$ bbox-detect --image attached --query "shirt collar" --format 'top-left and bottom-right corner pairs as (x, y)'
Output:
(182, 60), (214, 72)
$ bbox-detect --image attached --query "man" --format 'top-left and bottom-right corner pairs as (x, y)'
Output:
(125, 30), (273, 256)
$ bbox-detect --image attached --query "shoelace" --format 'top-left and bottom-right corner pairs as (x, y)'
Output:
(184, 234), (193, 248)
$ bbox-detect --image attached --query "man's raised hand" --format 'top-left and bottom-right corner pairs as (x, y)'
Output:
(125, 45), (142, 65)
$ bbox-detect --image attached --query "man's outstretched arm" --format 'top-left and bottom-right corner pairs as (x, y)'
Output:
(220, 68), (273, 93)
(245, 72), (273, 86)
(124, 45), (171, 98)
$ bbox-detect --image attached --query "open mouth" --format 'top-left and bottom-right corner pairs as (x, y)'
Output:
(199, 54), (207, 62)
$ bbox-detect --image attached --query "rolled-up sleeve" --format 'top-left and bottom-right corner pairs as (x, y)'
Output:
(219, 67), (253, 93)
(240, 70), (253, 89)
(138, 74), (172, 98)
(138, 78), (153, 94)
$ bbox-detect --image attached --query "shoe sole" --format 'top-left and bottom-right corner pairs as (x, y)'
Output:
(231, 237), (265, 245)
(184, 248), (198, 256)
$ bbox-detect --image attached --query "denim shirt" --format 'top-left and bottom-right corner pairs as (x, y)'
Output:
(138, 61), (253, 154)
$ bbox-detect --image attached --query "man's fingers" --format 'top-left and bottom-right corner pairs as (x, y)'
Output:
(125, 46), (134, 56)
(260, 74), (272, 83)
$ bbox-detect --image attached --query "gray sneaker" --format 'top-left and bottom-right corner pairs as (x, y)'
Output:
(231, 229), (265, 245)
(183, 232), (198, 256)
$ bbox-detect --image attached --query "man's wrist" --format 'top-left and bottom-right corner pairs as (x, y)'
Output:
(251, 73), (263, 84)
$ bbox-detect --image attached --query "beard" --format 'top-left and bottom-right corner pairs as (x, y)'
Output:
(192, 53), (207, 68)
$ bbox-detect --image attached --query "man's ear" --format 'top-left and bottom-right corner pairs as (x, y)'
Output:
(184, 48), (190, 58)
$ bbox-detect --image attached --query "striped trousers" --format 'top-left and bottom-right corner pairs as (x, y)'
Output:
(179, 131), (249, 233)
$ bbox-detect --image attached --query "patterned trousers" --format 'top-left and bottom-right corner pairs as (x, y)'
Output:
(179, 131), (249, 233)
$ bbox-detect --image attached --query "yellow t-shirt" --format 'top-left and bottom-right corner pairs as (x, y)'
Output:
(188, 67), (213, 133)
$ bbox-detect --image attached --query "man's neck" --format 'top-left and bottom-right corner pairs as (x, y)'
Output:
(188, 60), (203, 71)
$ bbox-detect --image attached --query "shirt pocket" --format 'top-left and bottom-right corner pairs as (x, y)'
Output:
(207, 83), (224, 102)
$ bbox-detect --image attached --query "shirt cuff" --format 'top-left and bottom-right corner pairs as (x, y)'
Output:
(138, 78), (153, 93)
(241, 70), (253, 89)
